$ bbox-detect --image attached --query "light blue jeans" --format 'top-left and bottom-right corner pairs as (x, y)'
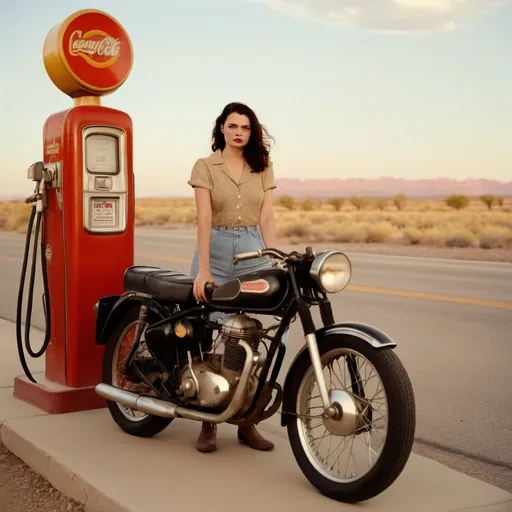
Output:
(190, 225), (289, 345)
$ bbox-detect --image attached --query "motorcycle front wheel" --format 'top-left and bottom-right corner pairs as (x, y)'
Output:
(102, 305), (173, 438)
(286, 334), (415, 503)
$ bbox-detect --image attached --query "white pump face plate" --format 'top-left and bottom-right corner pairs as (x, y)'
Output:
(82, 126), (128, 234)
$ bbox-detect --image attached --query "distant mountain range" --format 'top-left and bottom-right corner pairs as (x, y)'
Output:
(2, 178), (511, 202)
(273, 178), (512, 198)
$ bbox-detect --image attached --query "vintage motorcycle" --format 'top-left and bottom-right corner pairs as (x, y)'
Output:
(94, 245), (416, 503)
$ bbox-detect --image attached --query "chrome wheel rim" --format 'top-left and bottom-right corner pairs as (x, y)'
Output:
(296, 347), (389, 483)
(112, 321), (150, 422)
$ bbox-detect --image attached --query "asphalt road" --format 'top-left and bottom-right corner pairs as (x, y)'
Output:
(1, 228), (512, 490)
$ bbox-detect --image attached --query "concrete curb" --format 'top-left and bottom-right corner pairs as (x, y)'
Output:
(1, 421), (128, 512)
(2, 408), (512, 512)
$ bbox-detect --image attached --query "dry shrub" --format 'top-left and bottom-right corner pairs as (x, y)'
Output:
(332, 224), (368, 243)
(0, 201), (31, 233)
(135, 198), (197, 228)
(309, 212), (331, 224)
(419, 228), (446, 246)
(403, 228), (422, 245)
(3, 195), (512, 253)
(444, 228), (475, 248)
(479, 226), (512, 249)
(278, 220), (312, 240)
(365, 222), (396, 243)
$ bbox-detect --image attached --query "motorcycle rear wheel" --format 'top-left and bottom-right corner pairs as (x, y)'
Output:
(286, 334), (415, 503)
(102, 305), (173, 438)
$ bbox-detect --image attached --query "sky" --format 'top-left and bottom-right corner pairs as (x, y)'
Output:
(0, 0), (510, 198)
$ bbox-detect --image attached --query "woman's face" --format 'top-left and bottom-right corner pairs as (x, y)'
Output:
(221, 113), (251, 149)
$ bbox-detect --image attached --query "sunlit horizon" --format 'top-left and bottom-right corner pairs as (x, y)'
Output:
(1, 0), (510, 199)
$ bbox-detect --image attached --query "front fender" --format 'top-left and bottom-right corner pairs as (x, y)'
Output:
(95, 292), (168, 345)
(280, 322), (397, 427)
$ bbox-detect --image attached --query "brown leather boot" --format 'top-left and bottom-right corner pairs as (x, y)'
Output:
(237, 425), (274, 451)
(196, 422), (217, 452)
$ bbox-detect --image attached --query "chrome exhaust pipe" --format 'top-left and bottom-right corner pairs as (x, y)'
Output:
(95, 340), (254, 423)
(95, 383), (178, 418)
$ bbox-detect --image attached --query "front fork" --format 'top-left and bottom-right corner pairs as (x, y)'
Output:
(290, 271), (339, 419)
(304, 332), (338, 419)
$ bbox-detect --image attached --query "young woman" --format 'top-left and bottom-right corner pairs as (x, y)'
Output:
(187, 102), (281, 453)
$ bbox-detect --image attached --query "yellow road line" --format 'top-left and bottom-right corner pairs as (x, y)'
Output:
(346, 285), (512, 310)
(1, 252), (508, 310)
(136, 252), (512, 311)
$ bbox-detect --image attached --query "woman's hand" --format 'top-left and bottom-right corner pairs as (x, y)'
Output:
(193, 269), (216, 303)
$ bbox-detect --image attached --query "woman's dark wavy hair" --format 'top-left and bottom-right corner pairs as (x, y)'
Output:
(211, 102), (274, 173)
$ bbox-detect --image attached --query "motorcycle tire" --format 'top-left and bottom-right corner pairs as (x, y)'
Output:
(286, 334), (415, 503)
(102, 305), (174, 438)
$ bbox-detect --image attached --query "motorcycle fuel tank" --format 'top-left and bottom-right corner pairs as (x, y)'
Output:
(211, 268), (290, 314)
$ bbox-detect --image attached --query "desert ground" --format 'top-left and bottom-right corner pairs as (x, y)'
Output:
(1, 193), (511, 261)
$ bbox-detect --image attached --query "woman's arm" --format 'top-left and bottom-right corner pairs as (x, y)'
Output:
(259, 189), (278, 248)
(193, 187), (216, 302)
(194, 187), (213, 272)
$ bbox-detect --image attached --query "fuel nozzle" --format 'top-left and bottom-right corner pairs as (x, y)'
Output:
(27, 162), (45, 182)
(25, 162), (51, 210)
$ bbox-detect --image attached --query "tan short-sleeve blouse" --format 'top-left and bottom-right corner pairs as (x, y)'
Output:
(188, 149), (277, 226)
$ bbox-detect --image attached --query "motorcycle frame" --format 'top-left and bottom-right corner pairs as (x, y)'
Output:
(96, 251), (397, 426)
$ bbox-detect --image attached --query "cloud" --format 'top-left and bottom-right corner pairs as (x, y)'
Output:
(259, 0), (510, 33)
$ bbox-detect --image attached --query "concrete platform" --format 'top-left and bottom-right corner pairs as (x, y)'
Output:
(2, 411), (512, 512)
(2, 319), (512, 512)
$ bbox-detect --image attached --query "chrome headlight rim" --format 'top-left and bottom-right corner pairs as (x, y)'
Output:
(309, 250), (352, 294)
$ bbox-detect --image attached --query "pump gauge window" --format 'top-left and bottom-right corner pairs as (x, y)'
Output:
(85, 134), (119, 175)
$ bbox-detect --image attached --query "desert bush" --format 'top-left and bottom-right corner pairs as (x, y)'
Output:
(375, 199), (388, 211)
(3, 195), (512, 254)
(480, 195), (495, 210)
(445, 194), (470, 210)
(403, 228), (422, 245)
(419, 228), (446, 246)
(350, 196), (366, 210)
(327, 198), (343, 211)
(444, 229), (475, 248)
(300, 198), (315, 212)
(278, 220), (312, 240)
(277, 195), (295, 210)
(479, 226), (512, 249)
(0, 201), (32, 233)
(365, 222), (396, 243)
(393, 194), (407, 211)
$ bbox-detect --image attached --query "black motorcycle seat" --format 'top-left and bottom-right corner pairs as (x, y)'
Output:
(123, 266), (214, 303)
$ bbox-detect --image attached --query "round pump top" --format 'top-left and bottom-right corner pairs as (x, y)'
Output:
(43, 9), (134, 99)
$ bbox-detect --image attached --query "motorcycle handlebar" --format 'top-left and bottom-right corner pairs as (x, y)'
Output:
(233, 248), (290, 265)
(233, 250), (262, 264)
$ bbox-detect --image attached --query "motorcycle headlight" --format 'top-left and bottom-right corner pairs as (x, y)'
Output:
(310, 250), (352, 294)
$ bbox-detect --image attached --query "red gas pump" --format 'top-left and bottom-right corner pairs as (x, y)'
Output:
(14, 8), (135, 414)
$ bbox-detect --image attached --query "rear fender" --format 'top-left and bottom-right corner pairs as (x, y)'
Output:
(95, 292), (168, 345)
(280, 322), (397, 427)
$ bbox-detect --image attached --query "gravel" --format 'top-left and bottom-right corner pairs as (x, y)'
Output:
(0, 443), (84, 512)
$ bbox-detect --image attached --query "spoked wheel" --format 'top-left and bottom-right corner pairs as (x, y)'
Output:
(102, 306), (173, 437)
(286, 335), (415, 503)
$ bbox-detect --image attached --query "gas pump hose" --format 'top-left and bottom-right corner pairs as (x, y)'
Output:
(15, 202), (52, 383)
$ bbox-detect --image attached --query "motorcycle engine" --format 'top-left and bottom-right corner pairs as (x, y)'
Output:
(179, 314), (265, 412)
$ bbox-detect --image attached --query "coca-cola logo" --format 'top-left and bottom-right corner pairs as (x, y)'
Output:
(68, 29), (121, 68)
